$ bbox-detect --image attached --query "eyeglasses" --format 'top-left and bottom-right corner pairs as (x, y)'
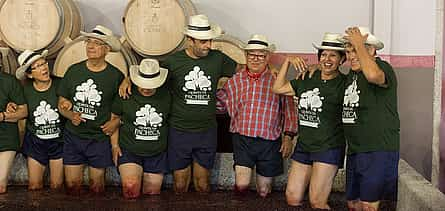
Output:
(31, 62), (48, 70)
(246, 52), (267, 61)
(84, 39), (107, 47)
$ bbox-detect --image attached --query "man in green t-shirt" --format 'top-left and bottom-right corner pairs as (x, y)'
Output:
(57, 25), (123, 194)
(342, 27), (400, 211)
(163, 14), (236, 193)
(119, 14), (237, 193)
(0, 71), (27, 193)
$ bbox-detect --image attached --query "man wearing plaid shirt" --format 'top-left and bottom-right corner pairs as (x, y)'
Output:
(221, 34), (298, 197)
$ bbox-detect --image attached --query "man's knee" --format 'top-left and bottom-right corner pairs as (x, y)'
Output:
(122, 178), (141, 199)
(257, 185), (271, 198)
(285, 187), (305, 206)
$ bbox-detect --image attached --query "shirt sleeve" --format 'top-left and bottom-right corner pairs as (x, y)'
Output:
(111, 97), (123, 116)
(56, 67), (72, 99)
(289, 78), (301, 96)
(378, 59), (397, 89)
(281, 95), (298, 134)
(10, 78), (25, 105)
(223, 76), (238, 119)
(220, 52), (237, 77)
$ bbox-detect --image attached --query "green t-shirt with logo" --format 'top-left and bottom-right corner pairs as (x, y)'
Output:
(112, 84), (171, 156)
(57, 61), (124, 142)
(290, 70), (345, 152)
(342, 57), (400, 154)
(0, 72), (26, 151)
(161, 50), (236, 132)
(24, 77), (64, 142)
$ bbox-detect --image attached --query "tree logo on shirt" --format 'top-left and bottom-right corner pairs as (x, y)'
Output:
(299, 88), (324, 112)
(343, 79), (360, 107)
(74, 79), (103, 106)
(182, 66), (212, 91)
(134, 104), (163, 127)
(34, 101), (60, 126)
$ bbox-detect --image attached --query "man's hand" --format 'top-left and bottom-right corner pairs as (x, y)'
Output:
(298, 64), (319, 80)
(112, 145), (122, 166)
(6, 102), (17, 113)
(217, 77), (230, 89)
(119, 77), (132, 99)
(71, 112), (86, 126)
(344, 27), (368, 49)
(288, 56), (308, 72)
(279, 135), (294, 158)
(60, 100), (72, 111)
(101, 118), (120, 136)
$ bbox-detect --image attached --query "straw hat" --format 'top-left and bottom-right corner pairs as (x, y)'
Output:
(129, 59), (168, 89)
(244, 34), (276, 52)
(16, 49), (48, 80)
(184, 14), (222, 40)
(80, 25), (121, 52)
(312, 33), (345, 51)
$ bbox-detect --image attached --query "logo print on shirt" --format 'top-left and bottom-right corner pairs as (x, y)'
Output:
(33, 101), (61, 139)
(342, 77), (360, 124)
(182, 66), (212, 105)
(134, 104), (162, 141)
(72, 79), (102, 120)
(298, 88), (323, 128)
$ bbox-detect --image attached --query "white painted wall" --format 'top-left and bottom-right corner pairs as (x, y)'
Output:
(73, 0), (435, 55)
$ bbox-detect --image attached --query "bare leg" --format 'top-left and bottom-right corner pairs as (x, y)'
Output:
(142, 173), (164, 195)
(256, 174), (273, 198)
(308, 162), (338, 209)
(88, 166), (106, 193)
(0, 151), (16, 193)
(173, 165), (191, 193)
(119, 163), (143, 199)
(27, 157), (46, 190)
(285, 160), (312, 206)
(234, 165), (252, 194)
(64, 164), (84, 195)
(192, 162), (210, 193)
(49, 158), (64, 189)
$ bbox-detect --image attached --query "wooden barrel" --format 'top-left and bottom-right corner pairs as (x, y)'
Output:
(211, 34), (246, 64)
(0, 46), (18, 76)
(123, 0), (197, 57)
(53, 37), (137, 78)
(0, 0), (82, 58)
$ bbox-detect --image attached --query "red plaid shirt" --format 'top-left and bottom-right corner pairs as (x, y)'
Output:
(220, 68), (298, 140)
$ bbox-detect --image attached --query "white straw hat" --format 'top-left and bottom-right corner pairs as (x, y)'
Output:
(130, 59), (168, 89)
(312, 33), (345, 51)
(184, 14), (222, 40)
(16, 49), (48, 80)
(244, 34), (276, 52)
(81, 25), (121, 52)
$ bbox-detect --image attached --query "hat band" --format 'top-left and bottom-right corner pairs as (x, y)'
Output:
(188, 25), (211, 31)
(139, 70), (160, 79)
(321, 41), (343, 48)
(92, 29), (106, 35)
(248, 40), (269, 47)
(22, 52), (40, 66)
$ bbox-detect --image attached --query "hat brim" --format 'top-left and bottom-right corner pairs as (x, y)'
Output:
(184, 24), (222, 40)
(312, 43), (345, 51)
(16, 50), (48, 80)
(80, 31), (122, 52)
(129, 65), (168, 89)
(339, 35), (384, 50)
(244, 43), (276, 52)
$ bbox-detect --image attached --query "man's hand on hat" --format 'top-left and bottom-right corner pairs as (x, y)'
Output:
(345, 27), (368, 48)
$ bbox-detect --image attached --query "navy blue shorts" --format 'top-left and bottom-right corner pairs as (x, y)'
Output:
(22, 131), (64, 166)
(291, 143), (346, 168)
(346, 151), (399, 202)
(232, 133), (283, 177)
(168, 127), (217, 170)
(118, 148), (168, 174)
(62, 130), (113, 168)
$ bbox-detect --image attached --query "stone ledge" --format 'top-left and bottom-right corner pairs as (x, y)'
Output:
(8, 153), (346, 191)
(397, 159), (445, 211)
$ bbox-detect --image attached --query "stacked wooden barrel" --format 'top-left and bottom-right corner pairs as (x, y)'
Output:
(0, 0), (83, 58)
